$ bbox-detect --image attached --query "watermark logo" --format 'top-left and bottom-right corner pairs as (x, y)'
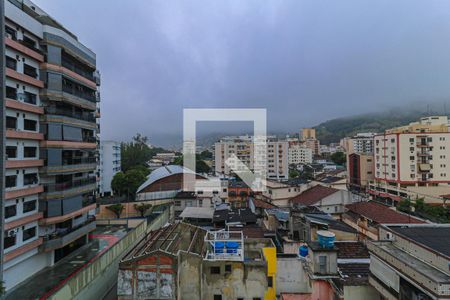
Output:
(183, 108), (267, 192)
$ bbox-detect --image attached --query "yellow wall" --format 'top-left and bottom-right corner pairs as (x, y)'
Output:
(263, 247), (277, 300)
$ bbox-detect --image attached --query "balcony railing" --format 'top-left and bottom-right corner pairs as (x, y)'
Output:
(44, 177), (96, 193)
(43, 216), (96, 242)
(45, 107), (95, 122)
(62, 85), (96, 102)
(61, 59), (95, 82)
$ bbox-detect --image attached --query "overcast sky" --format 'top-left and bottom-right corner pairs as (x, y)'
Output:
(33, 0), (450, 147)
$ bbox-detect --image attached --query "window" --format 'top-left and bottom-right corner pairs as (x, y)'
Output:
(23, 64), (38, 78)
(6, 86), (17, 99)
(210, 266), (220, 274)
(24, 147), (37, 158)
(24, 173), (38, 185)
(319, 255), (327, 273)
(5, 25), (17, 39)
(23, 226), (36, 241)
(5, 175), (17, 188)
(6, 116), (17, 130)
(4, 234), (16, 249)
(5, 205), (17, 219)
(24, 92), (37, 105)
(225, 265), (232, 272)
(409, 138), (414, 143)
(410, 156), (415, 161)
(214, 295), (222, 300)
(23, 200), (37, 213)
(24, 119), (37, 131)
(6, 146), (17, 159)
(6, 56), (16, 70)
(268, 276), (273, 287)
(174, 200), (181, 206)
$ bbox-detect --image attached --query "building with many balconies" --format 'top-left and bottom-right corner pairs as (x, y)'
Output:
(3, 0), (99, 290)
(369, 116), (450, 205)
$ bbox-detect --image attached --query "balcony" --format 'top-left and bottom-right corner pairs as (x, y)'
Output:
(40, 218), (96, 252)
(45, 107), (96, 123)
(43, 177), (96, 200)
(44, 157), (97, 174)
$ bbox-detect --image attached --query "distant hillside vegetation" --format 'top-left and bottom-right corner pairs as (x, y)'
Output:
(315, 108), (449, 145)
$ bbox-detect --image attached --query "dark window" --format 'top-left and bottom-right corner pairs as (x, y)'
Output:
(6, 56), (16, 70)
(24, 119), (37, 131)
(5, 175), (17, 188)
(24, 147), (37, 158)
(24, 173), (38, 185)
(214, 295), (222, 300)
(22, 36), (36, 50)
(23, 200), (37, 213)
(6, 116), (17, 129)
(23, 92), (37, 105)
(267, 276), (273, 287)
(4, 235), (16, 249)
(210, 266), (220, 274)
(5, 205), (17, 219)
(6, 86), (17, 99)
(6, 146), (17, 159)
(22, 226), (36, 241)
(63, 125), (82, 141)
(23, 64), (38, 78)
(253, 298), (262, 300)
(225, 265), (232, 272)
(5, 25), (17, 40)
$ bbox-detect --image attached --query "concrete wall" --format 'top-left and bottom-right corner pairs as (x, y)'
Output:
(47, 208), (170, 300)
(344, 284), (381, 300)
(97, 199), (172, 219)
(276, 256), (311, 295)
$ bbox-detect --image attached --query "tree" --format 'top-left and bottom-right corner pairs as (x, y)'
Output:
(111, 172), (127, 196)
(171, 155), (211, 174)
(330, 151), (346, 165)
(134, 203), (153, 217)
(121, 134), (153, 172)
(124, 168), (148, 200)
(397, 198), (412, 213)
(199, 150), (213, 160)
(106, 204), (124, 218)
(289, 169), (300, 179)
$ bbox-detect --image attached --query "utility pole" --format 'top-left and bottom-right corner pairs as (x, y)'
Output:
(0, 0), (5, 284)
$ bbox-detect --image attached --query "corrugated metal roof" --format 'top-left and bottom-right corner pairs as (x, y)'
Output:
(136, 165), (196, 193)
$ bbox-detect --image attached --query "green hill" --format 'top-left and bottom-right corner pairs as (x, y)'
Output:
(315, 108), (449, 145)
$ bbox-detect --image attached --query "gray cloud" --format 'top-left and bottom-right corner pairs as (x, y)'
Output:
(33, 0), (450, 146)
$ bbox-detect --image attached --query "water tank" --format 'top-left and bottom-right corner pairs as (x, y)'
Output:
(317, 230), (336, 249)
(299, 245), (308, 257)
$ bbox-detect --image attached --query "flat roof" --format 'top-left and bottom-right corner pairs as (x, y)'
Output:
(387, 225), (450, 258)
(180, 207), (214, 219)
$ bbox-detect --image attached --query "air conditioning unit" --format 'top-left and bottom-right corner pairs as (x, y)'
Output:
(8, 228), (18, 237)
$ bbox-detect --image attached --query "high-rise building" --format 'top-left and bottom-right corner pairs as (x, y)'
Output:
(348, 132), (376, 154)
(98, 140), (121, 196)
(369, 116), (450, 205)
(3, 0), (100, 290)
(288, 144), (313, 165)
(214, 135), (289, 180)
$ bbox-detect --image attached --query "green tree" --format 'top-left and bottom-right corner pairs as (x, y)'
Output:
(134, 203), (153, 217)
(125, 168), (148, 199)
(111, 172), (127, 196)
(397, 198), (412, 213)
(171, 155), (211, 174)
(330, 151), (346, 165)
(289, 169), (300, 179)
(106, 204), (124, 218)
(199, 150), (213, 160)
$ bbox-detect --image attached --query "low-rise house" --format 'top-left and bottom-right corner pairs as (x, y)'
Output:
(259, 180), (310, 207)
(173, 191), (221, 219)
(289, 185), (353, 216)
(343, 201), (426, 240)
(179, 206), (214, 226)
(264, 208), (290, 232)
(212, 207), (257, 228)
(118, 222), (277, 300)
(368, 224), (450, 300)
(250, 198), (277, 217)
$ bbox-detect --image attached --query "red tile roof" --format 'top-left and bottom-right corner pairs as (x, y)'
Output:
(290, 185), (339, 206)
(252, 198), (277, 209)
(346, 201), (426, 224)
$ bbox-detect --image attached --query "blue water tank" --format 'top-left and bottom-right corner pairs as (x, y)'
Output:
(317, 230), (336, 249)
(299, 245), (308, 257)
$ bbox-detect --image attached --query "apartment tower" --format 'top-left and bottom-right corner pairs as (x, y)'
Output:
(369, 116), (450, 205)
(3, 0), (100, 290)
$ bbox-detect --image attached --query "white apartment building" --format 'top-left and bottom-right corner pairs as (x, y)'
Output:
(351, 133), (376, 154)
(214, 135), (289, 180)
(369, 116), (450, 204)
(98, 141), (121, 196)
(288, 144), (313, 164)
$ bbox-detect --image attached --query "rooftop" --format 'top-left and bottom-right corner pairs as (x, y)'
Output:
(335, 241), (369, 259)
(121, 222), (207, 263)
(136, 165), (198, 193)
(266, 208), (289, 222)
(213, 207), (257, 225)
(387, 224), (450, 258)
(306, 214), (357, 233)
(345, 201), (426, 224)
(290, 185), (339, 206)
(180, 207), (214, 220)
(251, 198), (277, 209)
